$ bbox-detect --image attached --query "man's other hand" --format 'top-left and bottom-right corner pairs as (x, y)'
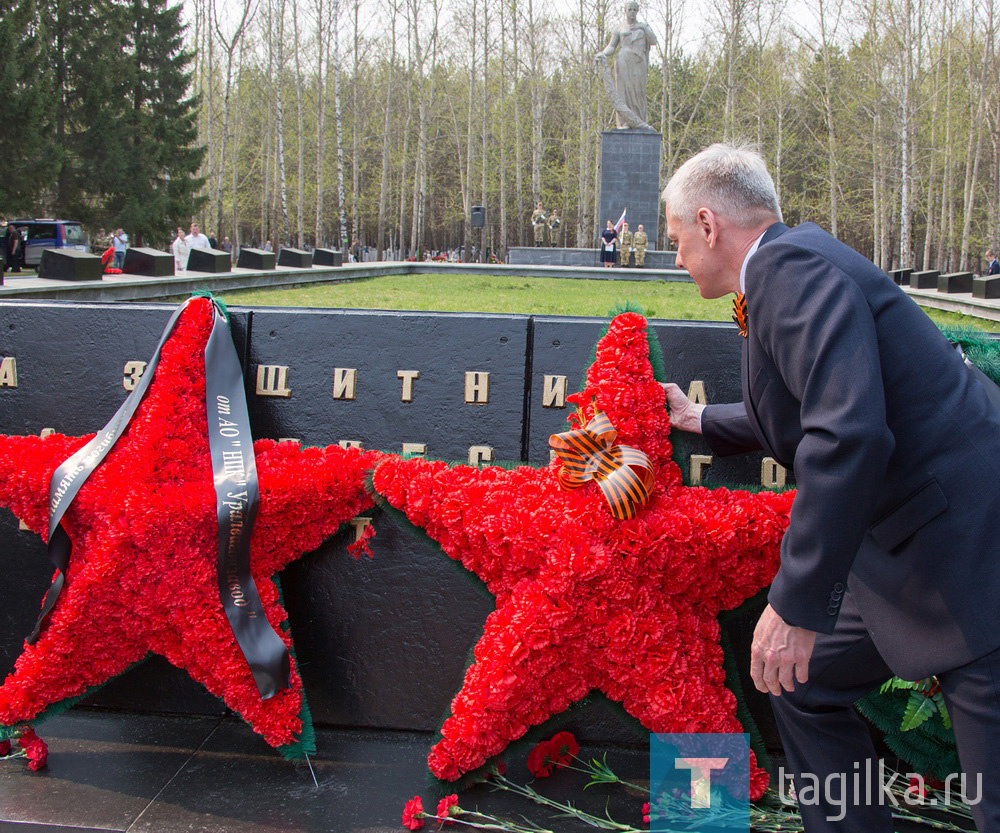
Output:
(751, 604), (817, 696)
(661, 382), (705, 434)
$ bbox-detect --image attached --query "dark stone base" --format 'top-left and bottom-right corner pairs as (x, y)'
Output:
(123, 247), (174, 277)
(187, 248), (232, 273)
(313, 248), (343, 267)
(0, 711), (650, 833)
(911, 270), (940, 289)
(277, 248), (314, 268)
(974, 276), (1000, 299)
(237, 248), (277, 271)
(888, 268), (912, 286)
(38, 249), (105, 281)
(508, 247), (677, 270)
(938, 272), (973, 293)
(598, 130), (662, 250)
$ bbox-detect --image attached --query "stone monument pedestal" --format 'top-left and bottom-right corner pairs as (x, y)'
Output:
(598, 130), (662, 249)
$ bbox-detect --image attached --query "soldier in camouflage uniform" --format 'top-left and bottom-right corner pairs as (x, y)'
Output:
(633, 224), (648, 267)
(619, 222), (633, 267)
(531, 202), (547, 246)
(547, 210), (561, 247)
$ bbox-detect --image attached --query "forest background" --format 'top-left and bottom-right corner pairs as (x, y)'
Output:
(1, 0), (999, 273)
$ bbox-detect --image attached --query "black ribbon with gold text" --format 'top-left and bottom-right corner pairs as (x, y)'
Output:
(35, 296), (289, 699)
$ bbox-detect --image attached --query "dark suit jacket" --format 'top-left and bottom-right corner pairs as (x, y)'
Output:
(702, 222), (1000, 680)
(988, 258), (1000, 275)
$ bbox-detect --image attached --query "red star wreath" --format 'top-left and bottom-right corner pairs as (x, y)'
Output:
(0, 297), (379, 758)
(371, 312), (795, 793)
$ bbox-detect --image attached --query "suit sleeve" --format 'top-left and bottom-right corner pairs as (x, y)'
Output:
(702, 402), (763, 456)
(749, 243), (895, 633)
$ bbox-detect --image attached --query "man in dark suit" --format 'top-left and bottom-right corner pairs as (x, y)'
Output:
(662, 143), (1000, 832)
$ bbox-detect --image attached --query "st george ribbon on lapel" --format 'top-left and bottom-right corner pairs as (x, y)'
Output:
(732, 293), (748, 338)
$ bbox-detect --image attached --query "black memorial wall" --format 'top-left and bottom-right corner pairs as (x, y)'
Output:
(0, 301), (789, 746)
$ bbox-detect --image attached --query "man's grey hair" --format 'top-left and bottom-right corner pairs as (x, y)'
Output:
(662, 143), (783, 227)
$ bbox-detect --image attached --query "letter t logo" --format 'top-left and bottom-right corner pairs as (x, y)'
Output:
(673, 758), (729, 808)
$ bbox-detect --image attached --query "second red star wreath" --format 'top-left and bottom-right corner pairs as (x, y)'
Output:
(371, 311), (796, 794)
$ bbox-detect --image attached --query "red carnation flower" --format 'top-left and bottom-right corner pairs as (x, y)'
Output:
(402, 796), (425, 830)
(0, 739), (10, 756)
(642, 800), (651, 824)
(526, 731), (579, 777)
(436, 794), (461, 825)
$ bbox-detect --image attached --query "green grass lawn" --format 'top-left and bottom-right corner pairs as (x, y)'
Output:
(219, 273), (1000, 332)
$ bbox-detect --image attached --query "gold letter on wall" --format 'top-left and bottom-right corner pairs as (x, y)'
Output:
(332, 368), (357, 400)
(256, 365), (292, 398)
(464, 371), (490, 404)
(123, 360), (147, 391)
(761, 457), (787, 489)
(0, 357), (18, 388)
(402, 442), (427, 458)
(689, 454), (713, 485)
(542, 375), (568, 408)
(468, 445), (494, 466)
(398, 370), (420, 402)
(686, 380), (707, 405)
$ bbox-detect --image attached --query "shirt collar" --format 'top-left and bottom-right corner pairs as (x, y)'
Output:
(739, 231), (767, 294)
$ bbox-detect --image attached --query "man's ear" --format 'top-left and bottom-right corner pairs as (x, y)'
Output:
(696, 207), (719, 247)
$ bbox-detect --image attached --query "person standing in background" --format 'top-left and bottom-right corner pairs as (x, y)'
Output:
(112, 228), (128, 269)
(599, 219), (618, 268)
(547, 210), (562, 247)
(185, 223), (210, 250)
(171, 227), (189, 272)
(633, 224), (648, 267)
(619, 221), (633, 267)
(531, 203), (547, 247)
(985, 249), (999, 275)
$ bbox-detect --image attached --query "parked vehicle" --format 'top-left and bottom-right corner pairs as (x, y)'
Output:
(7, 220), (90, 267)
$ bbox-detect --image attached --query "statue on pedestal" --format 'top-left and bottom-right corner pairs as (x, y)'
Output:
(596, 1), (658, 131)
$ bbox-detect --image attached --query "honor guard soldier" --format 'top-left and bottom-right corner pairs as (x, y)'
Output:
(531, 202), (547, 247)
(619, 222), (633, 267)
(633, 224), (648, 267)
(547, 209), (562, 247)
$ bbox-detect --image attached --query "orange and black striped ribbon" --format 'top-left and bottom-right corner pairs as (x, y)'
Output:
(732, 293), (748, 338)
(549, 411), (654, 520)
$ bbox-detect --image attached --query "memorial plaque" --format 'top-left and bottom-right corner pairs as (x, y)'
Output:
(911, 269), (940, 289)
(37, 249), (104, 281)
(888, 268), (912, 286)
(277, 247), (313, 268)
(938, 271), (973, 294)
(187, 248), (232, 273)
(974, 276), (1000, 299)
(312, 248), (343, 267)
(236, 247), (276, 271)
(0, 301), (785, 747)
(123, 247), (174, 277)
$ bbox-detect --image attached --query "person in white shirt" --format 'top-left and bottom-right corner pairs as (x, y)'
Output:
(171, 227), (190, 272)
(185, 222), (211, 251)
(112, 228), (128, 269)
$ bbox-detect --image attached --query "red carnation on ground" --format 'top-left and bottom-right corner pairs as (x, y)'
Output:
(436, 794), (461, 825)
(402, 795), (425, 830)
(526, 731), (579, 778)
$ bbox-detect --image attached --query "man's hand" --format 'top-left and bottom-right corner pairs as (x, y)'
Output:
(661, 383), (704, 434)
(750, 604), (817, 696)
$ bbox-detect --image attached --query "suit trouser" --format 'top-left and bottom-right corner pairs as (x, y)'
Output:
(770, 591), (1000, 832)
